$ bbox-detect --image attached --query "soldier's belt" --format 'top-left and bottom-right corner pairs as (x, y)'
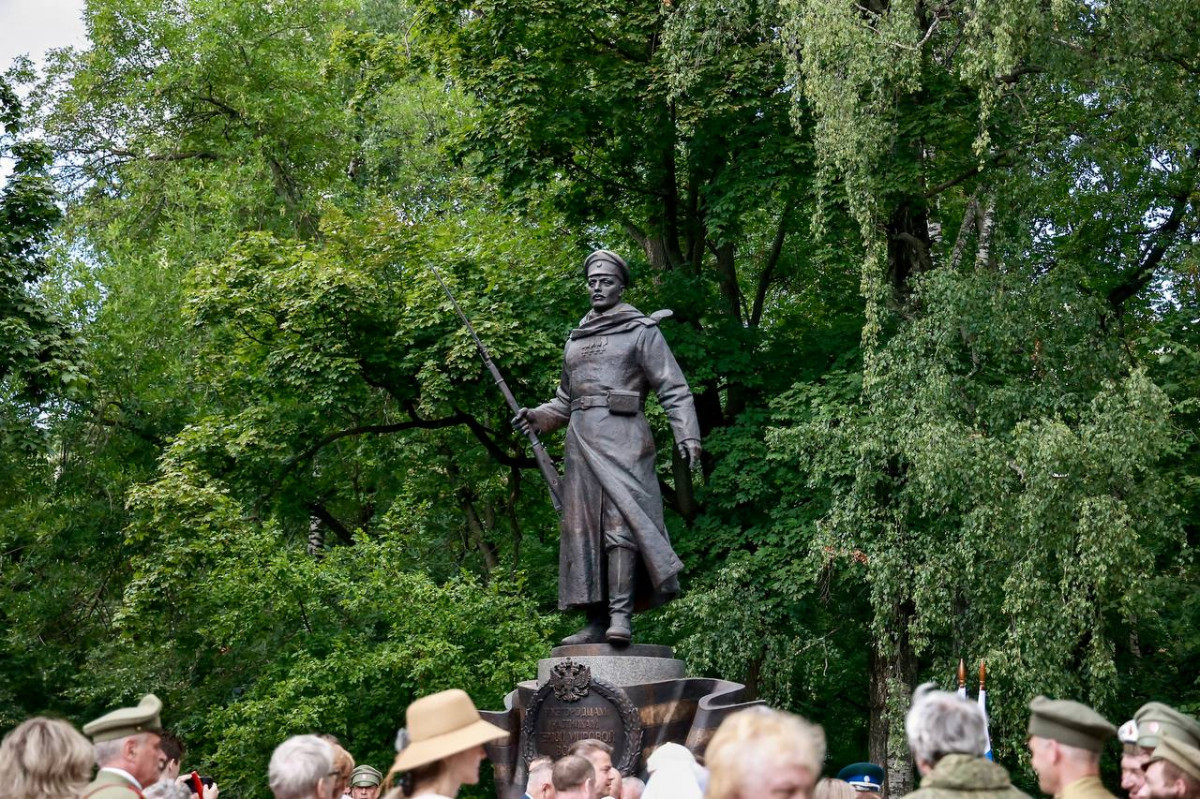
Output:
(570, 391), (644, 415)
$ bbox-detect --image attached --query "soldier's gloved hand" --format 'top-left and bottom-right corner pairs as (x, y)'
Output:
(512, 407), (540, 435)
(678, 439), (702, 470)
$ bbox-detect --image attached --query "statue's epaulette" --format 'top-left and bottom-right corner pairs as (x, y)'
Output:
(643, 309), (674, 325)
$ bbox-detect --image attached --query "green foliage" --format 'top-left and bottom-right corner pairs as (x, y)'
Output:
(3, 0), (1200, 795)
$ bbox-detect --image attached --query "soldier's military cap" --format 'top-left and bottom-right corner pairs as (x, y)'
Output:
(1150, 735), (1200, 782)
(1135, 703), (1200, 750)
(349, 766), (382, 787)
(82, 694), (163, 743)
(583, 250), (631, 285)
(836, 763), (885, 792)
(1027, 696), (1116, 753)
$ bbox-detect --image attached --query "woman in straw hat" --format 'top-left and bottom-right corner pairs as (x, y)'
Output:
(383, 689), (508, 799)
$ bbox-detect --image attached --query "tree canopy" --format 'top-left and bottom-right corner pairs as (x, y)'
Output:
(1, 0), (1198, 796)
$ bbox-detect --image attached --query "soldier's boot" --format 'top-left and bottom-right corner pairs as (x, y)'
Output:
(561, 607), (608, 646)
(605, 547), (635, 645)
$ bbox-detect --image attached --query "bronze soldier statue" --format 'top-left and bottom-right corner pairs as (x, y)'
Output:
(515, 249), (702, 645)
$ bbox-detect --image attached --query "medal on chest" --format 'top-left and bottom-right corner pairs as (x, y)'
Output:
(578, 335), (608, 357)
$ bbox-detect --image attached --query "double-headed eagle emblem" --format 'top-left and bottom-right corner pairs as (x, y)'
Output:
(550, 659), (592, 702)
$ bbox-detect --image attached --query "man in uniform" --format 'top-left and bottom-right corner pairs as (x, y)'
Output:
(1136, 737), (1200, 799)
(1027, 696), (1117, 799)
(1122, 704), (1200, 797)
(348, 766), (382, 799)
(515, 250), (701, 645)
(82, 694), (168, 799)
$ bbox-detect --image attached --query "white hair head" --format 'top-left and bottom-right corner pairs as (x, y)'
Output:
(906, 683), (989, 767)
(269, 735), (334, 799)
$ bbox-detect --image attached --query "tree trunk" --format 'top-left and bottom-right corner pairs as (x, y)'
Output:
(868, 609), (917, 798)
(887, 201), (933, 301)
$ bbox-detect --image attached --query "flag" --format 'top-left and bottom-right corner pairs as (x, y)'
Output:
(978, 661), (993, 761)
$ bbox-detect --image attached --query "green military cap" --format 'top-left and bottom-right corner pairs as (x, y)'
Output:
(349, 766), (382, 787)
(1135, 703), (1200, 750)
(1150, 736), (1200, 782)
(82, 694), (163, 743)
(1028, 696), (1116, 753)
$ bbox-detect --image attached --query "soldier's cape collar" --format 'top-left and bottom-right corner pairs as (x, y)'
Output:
(570, 303), (651, 339)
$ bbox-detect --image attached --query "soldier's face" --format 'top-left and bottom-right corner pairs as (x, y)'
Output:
(129, 732), (166, 787)
(1138, 761), (1185, 799)
(1123, 752), (1151, 795)
(1028, 736), (1057, 795)
(586, 271), (624, 312)
(350, 786), (379, 799)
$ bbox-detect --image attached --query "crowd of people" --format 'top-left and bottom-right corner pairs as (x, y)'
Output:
(2, 684), (1199, 799)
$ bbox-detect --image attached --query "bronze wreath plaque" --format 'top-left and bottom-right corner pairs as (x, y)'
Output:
(521, 659), (643, 774)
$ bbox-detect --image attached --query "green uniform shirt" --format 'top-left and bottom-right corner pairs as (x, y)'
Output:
(82, 769), (145, 799)
(1058, 776), (1117, 799)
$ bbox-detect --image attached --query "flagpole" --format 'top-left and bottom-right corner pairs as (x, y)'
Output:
(978, 660), (993, 760)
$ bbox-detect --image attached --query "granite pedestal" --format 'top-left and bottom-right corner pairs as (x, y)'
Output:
(482, 643), (760, 799)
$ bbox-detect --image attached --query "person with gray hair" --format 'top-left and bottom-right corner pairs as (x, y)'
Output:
(905, 683), (1030, 799)
(268, 736), (336, 799)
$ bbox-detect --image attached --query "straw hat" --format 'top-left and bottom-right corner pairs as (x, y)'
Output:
(393, 690), (508, 771)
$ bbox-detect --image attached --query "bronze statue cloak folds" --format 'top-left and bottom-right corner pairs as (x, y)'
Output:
(529, 302), (701, 612)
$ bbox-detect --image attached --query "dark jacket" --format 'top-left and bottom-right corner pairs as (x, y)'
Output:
(907, 754), (1032, 799)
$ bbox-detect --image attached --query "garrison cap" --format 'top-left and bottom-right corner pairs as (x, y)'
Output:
(836, 763), (884, 792)
(349, 766), (382, 787)
(1135, 703), (1200, 750)
(1028, 696), (1116, 753)
(1150, 736), (1200, 782)
(584, 250), (630, 285)
(1119, 718), (1140, 753)
(83, 694), (163, 743)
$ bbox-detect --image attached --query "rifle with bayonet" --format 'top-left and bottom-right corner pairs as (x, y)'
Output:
(427, 265), (564, 516)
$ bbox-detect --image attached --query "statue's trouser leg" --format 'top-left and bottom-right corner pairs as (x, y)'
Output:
(605, 543), (636, 645)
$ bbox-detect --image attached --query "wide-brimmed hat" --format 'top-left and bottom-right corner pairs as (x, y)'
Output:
(392, 689), (507, 771)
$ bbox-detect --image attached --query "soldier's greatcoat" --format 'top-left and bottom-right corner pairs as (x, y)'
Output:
(530, 303), (700, 611)
(82, 770), (145, 799)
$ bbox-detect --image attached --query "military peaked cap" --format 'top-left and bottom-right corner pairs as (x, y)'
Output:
(1028, 696), (1115, 753)
(82, 694), (163, 743)
(584, 250), (630, 285)
(836, 763), (884, 792)
(349, 765), (382, 787)
(1136, 703), (1200, 750)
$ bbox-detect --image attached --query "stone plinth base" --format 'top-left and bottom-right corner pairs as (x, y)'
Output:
(482, 643), (760, 799)
(537, 644), (686, 687)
